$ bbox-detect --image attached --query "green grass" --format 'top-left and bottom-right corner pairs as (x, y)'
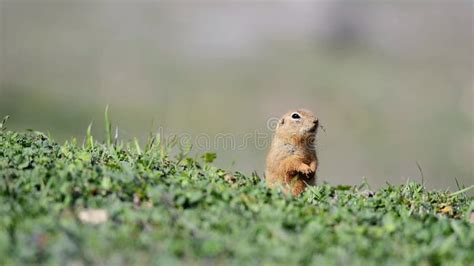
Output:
(0, 120), (473, 265)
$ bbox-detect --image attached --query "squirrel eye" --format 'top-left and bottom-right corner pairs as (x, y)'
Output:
(291, 113), (301, 120)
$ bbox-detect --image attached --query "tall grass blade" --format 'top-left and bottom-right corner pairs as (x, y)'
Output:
(133, 138), (142, 155)
(104, 105), (112, 147)
(86, 122), (94, 149)
(114, 127), (119, 147)
(450, 184), (474, 197)
(145, 132), (155, 152)
(416, 161), (425, 186)
(0, 115), (10, 130)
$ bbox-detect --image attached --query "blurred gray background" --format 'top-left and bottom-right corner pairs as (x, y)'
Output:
(1, 1), (472, 190)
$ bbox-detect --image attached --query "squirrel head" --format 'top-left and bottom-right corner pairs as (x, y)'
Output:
(276, 109), (319, 144)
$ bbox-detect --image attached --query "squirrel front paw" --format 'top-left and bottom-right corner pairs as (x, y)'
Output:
(297, 164), (313, 175)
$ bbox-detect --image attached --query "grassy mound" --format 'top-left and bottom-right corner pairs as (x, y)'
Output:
(0, 129), (473, 265)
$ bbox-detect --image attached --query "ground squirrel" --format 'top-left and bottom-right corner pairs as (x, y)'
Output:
(265, 109), (319, 196)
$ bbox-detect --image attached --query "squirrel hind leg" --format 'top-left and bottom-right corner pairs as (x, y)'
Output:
(284, 173), (308, 196)
(290, 178), (307, 196)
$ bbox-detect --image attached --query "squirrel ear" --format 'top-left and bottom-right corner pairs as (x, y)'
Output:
(279, 118), (285, 126)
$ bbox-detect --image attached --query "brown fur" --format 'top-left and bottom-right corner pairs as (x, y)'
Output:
(265, 109), (319, 196)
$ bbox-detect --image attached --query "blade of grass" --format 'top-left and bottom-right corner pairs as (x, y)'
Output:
(104, 105), (112, 147)
(86, 121), (94, 149)
(145, 119), (157, 152)
(454, 178), (467, 199)
(133, 138), (142, 155)
(416, 161), (425, 186)
(358, 177), (371, 191)
(450, 184), (474, 197)
(0, 115), (10, 130)
(145, 132), (155, 153)
(454, 178), (464, 191)
(114, 127), (119, 147)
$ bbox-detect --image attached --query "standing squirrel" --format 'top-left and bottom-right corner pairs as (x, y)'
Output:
(265, 109), (319, 196)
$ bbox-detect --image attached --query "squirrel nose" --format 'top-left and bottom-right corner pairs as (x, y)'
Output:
(313, 120), (319, 127)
